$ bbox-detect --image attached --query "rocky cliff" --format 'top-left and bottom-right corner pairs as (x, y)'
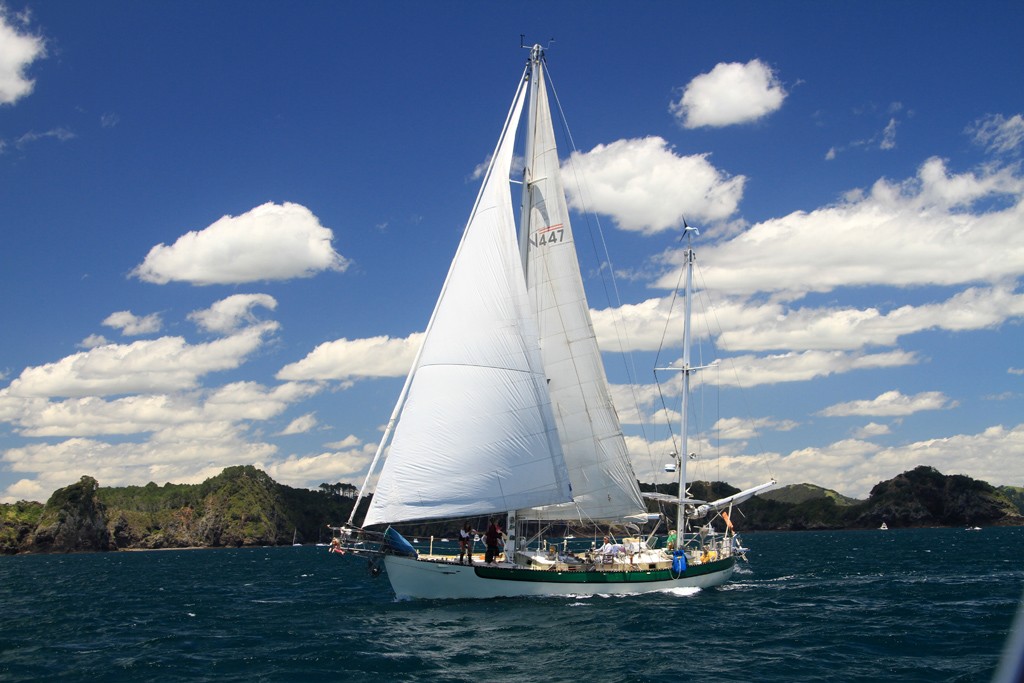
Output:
(24, 476), (115, 552)
(1, 466), (364, 554)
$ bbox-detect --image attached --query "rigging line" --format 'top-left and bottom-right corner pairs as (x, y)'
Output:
(653, 251), (689, 465)
(545, 64), (657, 469)
(693, 260), (777, 481)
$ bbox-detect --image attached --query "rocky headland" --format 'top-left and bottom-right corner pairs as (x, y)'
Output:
(1, 464), (1021, 554)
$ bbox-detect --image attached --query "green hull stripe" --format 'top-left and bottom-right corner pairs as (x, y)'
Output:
(470, 557), (735, 584)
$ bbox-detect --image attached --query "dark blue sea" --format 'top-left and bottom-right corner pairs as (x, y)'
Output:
(2, 527), (1022, 682)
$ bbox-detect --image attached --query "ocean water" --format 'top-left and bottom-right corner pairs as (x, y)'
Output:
(1, 527), (1021, 682)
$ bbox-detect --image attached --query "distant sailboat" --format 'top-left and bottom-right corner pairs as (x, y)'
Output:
(334, 44), (774, 600)
(880, 522), (889, 531)
(292, 529), (301, 546)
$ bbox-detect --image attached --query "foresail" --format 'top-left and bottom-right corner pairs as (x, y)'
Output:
(363, 67), (573, 528)
(518, 58), (646, 522)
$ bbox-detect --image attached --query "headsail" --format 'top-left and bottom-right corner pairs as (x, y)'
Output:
(362, 65), (572, 528)
(518, 48), (647, 522)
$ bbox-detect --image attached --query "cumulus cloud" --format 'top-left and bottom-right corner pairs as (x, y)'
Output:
(562, 137), (744, 234)
(278, 412), (318, 436)
(819, 390), (957, 417)
(0, 9), (45, 105)
(1, 431), (279, 502)
(188, 294), (277, 334)
(670, 59), (786, 129)
(626, 421), (1024, 499)
(1, 380), (318, 438)
(78, 334), (109, 349)
(0, 377), (325, 501)
(3, 322), (278, 399)
(132, 202), (350, 285)
(103, 310), (162, 336)
(853, 422), (892, 438)
(765, 423), (1024, 498)
(711, 416), (799, 440)
(715, 285), (1024, 352)
(277, 334), (423, 382)
(704, 350), (919, 388)
(259, 439), (377, 490)
(654, 157), (1024, 295)
(325, 434), (362, 450)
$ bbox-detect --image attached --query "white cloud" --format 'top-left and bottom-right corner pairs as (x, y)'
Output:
(277, 333), (422, 382)
(132, 202), (350, 285)
(188, 294), (277, 334)
(79, 334), (109, 349)
(278, 412), (318, 436)
(716, 284), (1024, 352)
(654, 157), (1024, 295)
(670, 59), (786, 129)
(968, 113), (1024, 155)
(0, 430), (280, 502)
(15, 127), (74, 149)
(2, 381), (319, 438)
(3, 323), (278, 398)
(819, 390), (957, 417)
(608, 379), (681, 426)
(0, 10), (46, 105)
(710, 416), (799, 440)
(325, 434), (362, 450)
(562, 137), (744, 234)
(0, 378), (327, 501)
(259, 440), (377, 489)
(625, 421), (1024, 499)
(880, 117), (897, 150)
(201, 381), (321, 422)
(705, 350), (919, 388)
(594, 285), (1024, 357)
(103, 310), (162, 336)
(853, 422), (892, 438)
(765, 423), (1024, 498)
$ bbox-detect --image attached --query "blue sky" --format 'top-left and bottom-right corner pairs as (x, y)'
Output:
(2, 1), (1023, 503)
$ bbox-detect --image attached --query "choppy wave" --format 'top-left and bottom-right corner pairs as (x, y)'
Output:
(1, 527), (1021, 682)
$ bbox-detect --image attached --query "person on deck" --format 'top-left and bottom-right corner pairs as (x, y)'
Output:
(458, 522), (477, 565)
(484, 520), (503, 564)
(598, 536), (618, 557)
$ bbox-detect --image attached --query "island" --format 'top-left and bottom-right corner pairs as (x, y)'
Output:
(1, 464), (1021, 554)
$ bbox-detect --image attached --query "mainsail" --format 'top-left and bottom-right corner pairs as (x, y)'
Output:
(362, 65), (572, 527)
(518, 53), (646, 522)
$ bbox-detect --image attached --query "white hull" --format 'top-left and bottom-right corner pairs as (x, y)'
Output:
(382, 555), (736, 600)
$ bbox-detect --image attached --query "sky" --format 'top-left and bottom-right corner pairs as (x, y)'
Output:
(1, 1), (1023, 505)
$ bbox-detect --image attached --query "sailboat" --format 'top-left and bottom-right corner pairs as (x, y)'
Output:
(337, 44), (775, 599)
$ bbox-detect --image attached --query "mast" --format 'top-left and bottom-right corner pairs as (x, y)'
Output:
(518, 43), (543, 276)
(675, 226), (699, 539)
(506, 43), (544, 561)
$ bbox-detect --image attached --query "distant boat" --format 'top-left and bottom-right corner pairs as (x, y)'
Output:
(879, 522), (889, 530)
(965, 526), (982, 531)
(333, 43), (774, 600)
(292, 529), (301, 546)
